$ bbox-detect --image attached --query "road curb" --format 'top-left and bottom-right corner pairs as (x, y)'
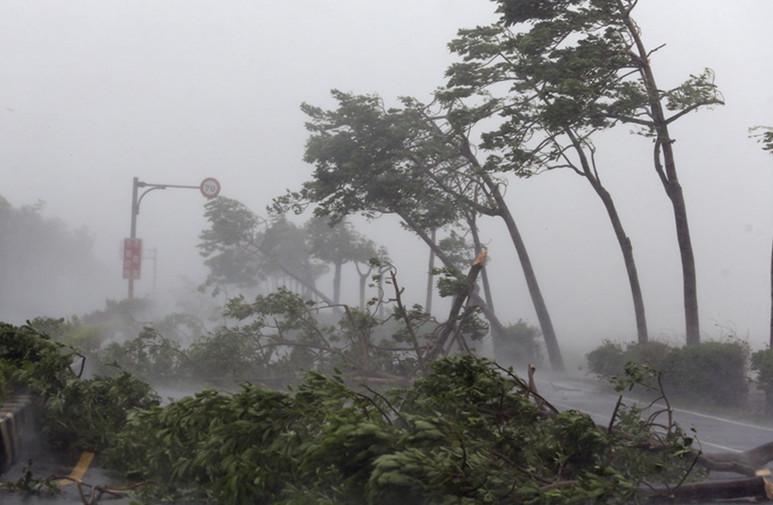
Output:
(0, 394), (35, 473)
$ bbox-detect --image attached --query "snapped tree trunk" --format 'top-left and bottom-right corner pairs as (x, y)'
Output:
(399, 212), (507, 338)
(469, 216), (495, 312)
(425, 228), (436, 314)
(427, 250), (487, 361)
(457, 141), (564, 370)
(624, 13), (700, 344)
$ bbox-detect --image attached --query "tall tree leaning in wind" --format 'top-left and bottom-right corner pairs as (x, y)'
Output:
(275, 91), (510, 341)
(397, 97), (565, 370)
(486, 0), (724, 344)
(441, 21), (650, 342)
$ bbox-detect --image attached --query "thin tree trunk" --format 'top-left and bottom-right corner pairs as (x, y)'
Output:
(593, 182), (649, 342)
(624, 12), (700, 344)
(770, 236), (772, 347)
(359, 272), (367, 311)
(457, 142), (564, 370)
(664, 170), (700, 344)
(469, 216), (495, 312)
(425, 228), (436, 314)
(333, 260), (342, 305)
(565, 130), (648, 342)
(276, 263), (333, 305)
(377, 274), (385, 318)
(427, 251), (486, 361)
(400, 212), (507, 337)
(487, 182), (565, 371)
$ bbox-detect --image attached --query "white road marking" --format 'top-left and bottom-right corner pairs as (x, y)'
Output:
(549, 400), (744, 454)
(540, 379), (773, 433)
(660, 404), (773, 433)
(699, 441), (743, 453)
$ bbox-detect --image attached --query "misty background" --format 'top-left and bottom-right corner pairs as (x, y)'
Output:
(1, 0), (771, 359)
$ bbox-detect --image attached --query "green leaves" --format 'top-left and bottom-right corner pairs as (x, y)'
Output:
(3, 324), (707, 505)
(41, 371), (159, 452)
(663, 68), (723, 114)
(751, 349), (773, 412)
(495, 0), (580, 25)
(750, 126), (773, 154)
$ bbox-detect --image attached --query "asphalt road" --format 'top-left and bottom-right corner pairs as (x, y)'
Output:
(538, 376), (773, 456)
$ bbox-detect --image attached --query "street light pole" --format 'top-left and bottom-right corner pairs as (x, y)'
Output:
(125, 176), (221, 300)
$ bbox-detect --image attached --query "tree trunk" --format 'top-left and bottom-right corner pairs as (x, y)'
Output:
(277, 263), (333, 305)
(487, 182), (565, 371)
(456, 141), (564, 370)
(565, 129), (648, 342)
(624, 12), (700, 344)
(593, 182), (649, 342)
(333, 260), (342, 306)
(400, 212), (507, 337)
(428, 251), (486, 361)
(770, 236), (772, 347)
(469, 216), (495, 312)
(665, 175), (700, 344)
(359, 272), (367, 311)
(425, 228), (436, 314)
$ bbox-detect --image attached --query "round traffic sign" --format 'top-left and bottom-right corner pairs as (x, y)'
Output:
(200, 177), (221, 199)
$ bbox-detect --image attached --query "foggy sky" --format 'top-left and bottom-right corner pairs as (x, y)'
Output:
(1, 1), (772, 358)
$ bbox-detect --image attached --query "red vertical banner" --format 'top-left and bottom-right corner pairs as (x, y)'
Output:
(123, 238), (142, 280)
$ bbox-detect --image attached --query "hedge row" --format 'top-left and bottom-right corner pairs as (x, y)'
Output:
(586, 340), (754, 408)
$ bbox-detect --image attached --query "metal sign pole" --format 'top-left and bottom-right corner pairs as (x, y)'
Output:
(125, 177), (220, 300)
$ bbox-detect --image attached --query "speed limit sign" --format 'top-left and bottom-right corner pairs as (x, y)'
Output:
(200, 178), (221, 199)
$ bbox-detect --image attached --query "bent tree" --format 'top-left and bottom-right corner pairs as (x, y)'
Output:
(396, 97), (565, 370)
(276, 91), (511, 342)
(443, 22), (651, 342)
(492, 0), (723, 344)
(288, 91), (565, 369)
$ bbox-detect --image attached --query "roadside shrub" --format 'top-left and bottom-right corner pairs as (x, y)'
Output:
(663, 341), (748, 407)
(586, 341), (626, 377)
(751, 348), (773, 412)
(0, 322), (74, 397)
(587, 340), (749, 407)
(492, 319), (542, 365)
(28, 316), (106, 356)
(0, 361), (9, 402)
(625, 341), (672, 372)
(0, 323), (159, 452)
(98, 327), (188, 384)
(586, 341), (671, 379)
(41, 372), (159, 452)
